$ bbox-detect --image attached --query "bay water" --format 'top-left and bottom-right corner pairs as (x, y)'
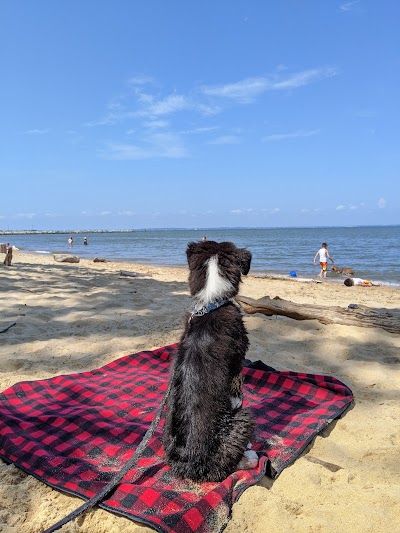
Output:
(2, 226), (399, 286)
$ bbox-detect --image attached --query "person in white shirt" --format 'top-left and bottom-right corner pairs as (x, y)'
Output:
(313, 242), (334, 279)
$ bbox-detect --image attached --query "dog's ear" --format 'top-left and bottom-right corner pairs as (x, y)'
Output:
(186, 241), (201, 267)
(239, 249), (252, 275)
(186, 241), (198, 258)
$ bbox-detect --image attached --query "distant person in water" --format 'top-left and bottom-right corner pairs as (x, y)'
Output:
(313, 242), (334, 279)
(344, 277), (381, 287)
(83, 237), (88, 245)
(68, 235), (73, 246)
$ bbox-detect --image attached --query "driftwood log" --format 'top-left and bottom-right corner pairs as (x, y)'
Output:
(53, 255), (80, 263)
(119, 270), (150, 278)
(120, 270), (139, 278)
(3, 248), (12, 266)
(235, 295), (400, 334)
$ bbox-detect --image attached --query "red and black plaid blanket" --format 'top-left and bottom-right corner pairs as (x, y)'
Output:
(0, 344), (353, 533)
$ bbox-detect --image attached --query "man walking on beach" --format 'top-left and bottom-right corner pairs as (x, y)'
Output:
(313, 242), (334, 280)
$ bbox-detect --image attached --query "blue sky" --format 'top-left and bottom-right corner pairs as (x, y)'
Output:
(1, 1), (399, 230)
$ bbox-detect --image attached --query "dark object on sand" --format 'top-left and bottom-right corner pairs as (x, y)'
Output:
(235, 295), (400, 334)
(53, 254), (80, 263)
(348, 303), (359, 309)
(119, 270), (139, 277)
(3, 247), (12, 266)
(93, 257), (107, 262)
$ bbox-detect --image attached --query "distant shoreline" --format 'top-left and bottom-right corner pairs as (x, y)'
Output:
(1, 224), (399, 236)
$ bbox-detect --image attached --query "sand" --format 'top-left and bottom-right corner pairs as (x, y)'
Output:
(0, 251), (399, 533)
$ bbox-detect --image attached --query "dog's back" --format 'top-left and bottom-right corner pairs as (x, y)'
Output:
(163, 241), (255, 482)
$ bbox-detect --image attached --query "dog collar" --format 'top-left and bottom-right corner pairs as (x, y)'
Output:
(190, 298), (231, 318)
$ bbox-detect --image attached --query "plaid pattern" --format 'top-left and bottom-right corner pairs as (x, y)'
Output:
(0, 345), (353, 533)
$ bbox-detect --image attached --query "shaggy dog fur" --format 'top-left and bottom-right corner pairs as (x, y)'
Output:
(332, 265), (355, 275)
(163, 240), (257, 482)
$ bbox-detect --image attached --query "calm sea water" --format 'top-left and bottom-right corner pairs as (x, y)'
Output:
(3, 226), (400, 286)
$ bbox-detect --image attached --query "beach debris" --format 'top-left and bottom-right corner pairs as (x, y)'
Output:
(235, 295), (400, 334)
(0, 322), (17, 334)
(119, 270), (150, 278)
(3, 247), (13, 266)
(305, 455), (343, 472)
(53, 254), (80, 263)
(119, 270), (139, 277)
(93, 257), (108, 262)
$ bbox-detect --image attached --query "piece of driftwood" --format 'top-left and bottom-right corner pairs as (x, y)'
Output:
(119, 270), (150, 278)
(53, 254), (80, 263)
(93, 257), (107, 263)
(120, 270), (139, 277)
(3, 248), (12, 266)
(235, 295), (400, 334)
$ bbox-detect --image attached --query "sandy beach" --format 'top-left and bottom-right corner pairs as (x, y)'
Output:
(1, 251), (399, 533)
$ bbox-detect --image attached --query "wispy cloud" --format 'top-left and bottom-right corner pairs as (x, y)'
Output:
(230, 207), (280, 215)
(262, 129), (320, 142)
(336, 204), (359, 211)
(86, 68), (337, 162)
(230, 208), (253, 214)
(271, 68), (337, 89)
(20, 129), (49, 135)
(15, 212), (36, 218)
(85, 113), (124, 127)
(354, 109), (377, 118)
(300, 208), (323, 214)
(136, 94), (191, 117)
(80, 210), (114, 216)
(99, 132), (186, 160)
(201, 68), (337, 103)
(378, 197), (386, 208)
(179, 126), (219, 135)
(128, 75), (154, 86)
(208, 135), (241, 145)
(143, 119), (169, 129)
(202, 78), (270, 103)
(339, 1), (360, 12)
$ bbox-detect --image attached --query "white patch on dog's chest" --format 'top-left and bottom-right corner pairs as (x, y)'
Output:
(195, 255), (232, 307)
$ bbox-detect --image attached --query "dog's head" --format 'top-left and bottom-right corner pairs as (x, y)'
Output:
(331, 265), (342, 273)
(186, 240), (252, 304)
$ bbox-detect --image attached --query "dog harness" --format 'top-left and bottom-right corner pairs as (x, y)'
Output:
(190, 297), (231, 319)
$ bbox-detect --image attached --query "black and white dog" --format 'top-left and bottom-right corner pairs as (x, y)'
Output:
(163, 240), (258, 482)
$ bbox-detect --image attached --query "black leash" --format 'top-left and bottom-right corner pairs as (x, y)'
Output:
(42, 379), (171, 533)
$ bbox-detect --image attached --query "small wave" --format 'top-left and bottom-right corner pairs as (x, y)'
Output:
(34, 250), (51, 254)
